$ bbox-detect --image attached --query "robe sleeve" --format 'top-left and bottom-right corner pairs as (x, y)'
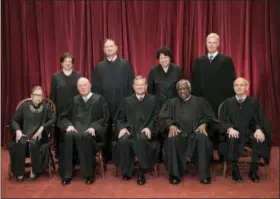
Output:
(147, 69), (155, 94)
(91, 65), (102, 94)
(251, 100), (272, 141)
(126, 61), (135, 95)
(190, 59), (202, 97)
(114, 99), (132, 133)
(42, 104), (56, 128)
(178, 67), (184, 80)
(158, 100), (181, 133)
(89, 97), (109, 138)
(50, 75), (57, 104)
(219, 101), (236, 133)
(58, 100), (74, 131)
(200, 98), (220, 135)
(146, 99), (160, 135)
(222, 57), (236, 99)
(11, 103), (24, 133)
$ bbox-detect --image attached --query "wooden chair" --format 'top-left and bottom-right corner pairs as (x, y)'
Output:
(95, 141), (106, 178)
(7, 98), (56, 180)
(112, 124), (159, 178)
(218, 102), (270, 179)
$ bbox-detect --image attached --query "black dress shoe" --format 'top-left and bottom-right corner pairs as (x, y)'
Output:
(62, 178), (71, 185)
(200, 177), (211, 184)
(122, 175), (131, 181)
(169, 176), (181, 185)
(232, 170), (243, 182)
(85, 176), (95, 185)
(249, 172), (260, 183)
(137, 174), (146, 185)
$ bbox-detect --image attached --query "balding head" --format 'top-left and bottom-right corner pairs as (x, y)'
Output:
(206, 33), (220, 53)
(233, 77), (249, 96)
(206, 33), (220, 42)
(234, 77), (249, 86)
(77, 77), (91, 96)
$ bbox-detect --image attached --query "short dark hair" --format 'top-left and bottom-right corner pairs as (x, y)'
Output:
(60, 52), (75, 64)
(103, 38), (117, 46)
(156, 46), (173, 61)
(31, 85), (44, 94)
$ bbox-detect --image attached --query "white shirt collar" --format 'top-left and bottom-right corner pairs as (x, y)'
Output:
(107, 55), (117, 62)
(136, 94), (145, 100)
(236, 95), (247, 101)
(184, 95), (192, 101)
(208, 51), (218, 59)
(82, 92), (93, 102)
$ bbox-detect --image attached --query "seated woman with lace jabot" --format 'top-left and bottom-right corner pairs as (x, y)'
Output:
(9, 86), (56, 182)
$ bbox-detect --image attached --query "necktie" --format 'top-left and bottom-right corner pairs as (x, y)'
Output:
(209, 55), (214, 63)
(238, 98), (243, 109)
(139, 97), (144, 101)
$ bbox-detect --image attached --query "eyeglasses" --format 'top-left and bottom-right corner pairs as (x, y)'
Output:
(31, 94), (43, 97)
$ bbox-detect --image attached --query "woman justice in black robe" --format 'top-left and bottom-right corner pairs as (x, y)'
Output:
(147, 46), (183, 162)
(159, 79), (219, 185)
(50, 52), (82, 158)
(9, 86), (56, 182)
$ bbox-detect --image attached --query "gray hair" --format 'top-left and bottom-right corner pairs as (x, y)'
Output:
(176, 79), (192, 91)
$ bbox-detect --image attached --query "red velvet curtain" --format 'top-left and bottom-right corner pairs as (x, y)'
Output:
(2, 0), (280, 147)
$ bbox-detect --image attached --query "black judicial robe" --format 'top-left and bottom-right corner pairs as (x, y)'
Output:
(159, 96), (219, 139)
(148, 63), (183, 109)
(58, 94), (109, 141)
(58, 94), (109, 178)
(91, 57), (135, 117)
(50, 70), (82, 117)
(159, 96), (219, 179)
(9, 101), (56, 176)
(50, 70), (82, 157)
(113, 94), (160, 176)
(219, 96), (272, 164)
(191, 53), (236, 116)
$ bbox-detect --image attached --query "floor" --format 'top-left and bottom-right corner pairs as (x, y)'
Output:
(1, 147), (279, 198)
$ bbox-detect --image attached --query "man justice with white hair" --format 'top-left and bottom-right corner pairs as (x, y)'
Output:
(191, 33), (237, 148)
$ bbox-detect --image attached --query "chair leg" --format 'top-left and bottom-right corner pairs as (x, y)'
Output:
(210, 164), (214, 177)
(8, 162), (12, 181)
(154, 164), (158, 178)
(99, 153), (105, 178)
(264, 164), (270, 180)
(223, 162), (228, 177)
(48, 160), (52, 179)
(115, 165), (119, 177)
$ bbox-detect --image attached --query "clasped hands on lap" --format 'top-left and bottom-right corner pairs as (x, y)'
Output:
(15, 126), (44, 143)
